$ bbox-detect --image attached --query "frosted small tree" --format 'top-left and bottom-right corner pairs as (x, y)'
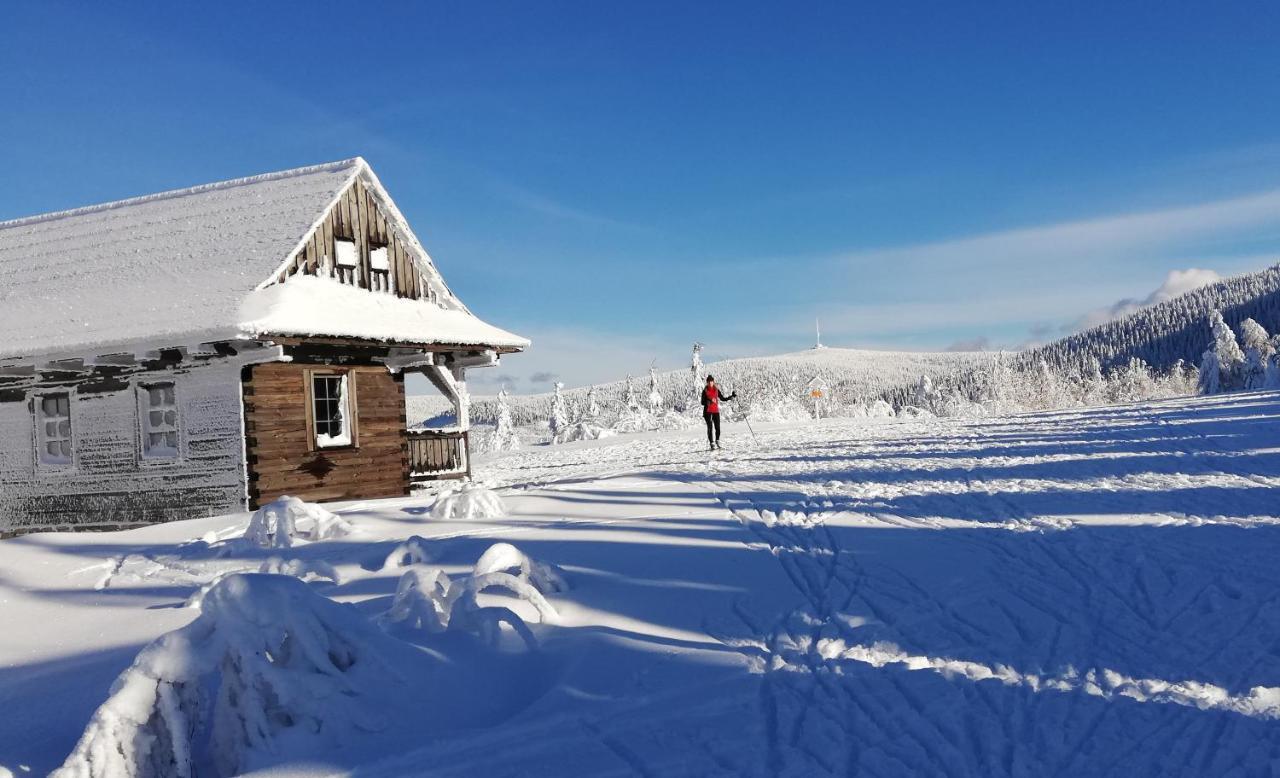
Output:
(548, 382), (568, 442)
(585, 385), (600, 419)
(1238, 318), (1272, 390)
(690, 342), (706, 399)
(1080, 356), (1106, 406)
(624, 374), (640, 412)
(1198, 310), (1245, 394)
(489, 388), (519, 451)
(647, 366), (664, 412)
(912, 374), (940, 413)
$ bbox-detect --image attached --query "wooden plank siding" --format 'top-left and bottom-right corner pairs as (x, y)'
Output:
(243, 362), (410, 508)
(274, 177), (436, 301)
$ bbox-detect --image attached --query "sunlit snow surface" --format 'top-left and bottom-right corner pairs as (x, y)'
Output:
(4, 392), (1280, 776)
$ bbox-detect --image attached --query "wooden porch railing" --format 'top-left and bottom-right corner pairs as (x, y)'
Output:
(407, 428), (470, 482)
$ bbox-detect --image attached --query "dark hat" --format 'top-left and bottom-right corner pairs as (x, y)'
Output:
(706, 375), (715, 382)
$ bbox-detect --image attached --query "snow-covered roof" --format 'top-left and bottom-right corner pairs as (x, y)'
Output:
(0, 158), (528, 361)
(240, 276), (528, 350)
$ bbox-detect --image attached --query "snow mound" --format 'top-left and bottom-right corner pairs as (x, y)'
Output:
(896, 405), (935, 419)
(379, 544), (563, 648)
(474, 542), (570, 594)
(243, 496), (353, 547)
(381, 535), (438, 570)
(55, 574), (396, 778)
(258, 555), (341, 583)
(865, 399), (895, 418)
(431, 481), (507, 520)
(552, 420), (618, 444)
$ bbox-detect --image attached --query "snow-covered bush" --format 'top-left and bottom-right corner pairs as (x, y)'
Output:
(866, 399), (895, 418)
(896, 405), (935, 419)
(243, 496), (352, 548)
(259, 556), (340, 583)
(377, 567), (452, 633)
(554, 420), (618, 443)
(474, 542), (569, 594)
(430, 481), (507, 520)
(56, 574), (396, 778)
(381, 535), (437, 569)
(379, 543), (564, 648)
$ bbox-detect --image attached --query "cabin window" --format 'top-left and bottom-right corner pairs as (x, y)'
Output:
(35, 392), (73, 466)
(370, 245), (390, 292)
(312, 372), (354, 448)
(140, 382), (180, 459)
(335, 238), (358, 284)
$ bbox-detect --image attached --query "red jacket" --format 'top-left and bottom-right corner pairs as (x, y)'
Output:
(701, 385), (736, 414)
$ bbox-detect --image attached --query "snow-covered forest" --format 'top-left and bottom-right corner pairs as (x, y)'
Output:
(1029, 262), (1280, 372)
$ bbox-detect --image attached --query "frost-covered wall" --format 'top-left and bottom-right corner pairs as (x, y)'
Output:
(0, 360), (248, 533)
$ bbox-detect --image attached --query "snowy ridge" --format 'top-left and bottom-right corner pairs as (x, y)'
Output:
(411, 347), (997, 427)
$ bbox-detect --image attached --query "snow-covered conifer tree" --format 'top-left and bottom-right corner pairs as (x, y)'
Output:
(624, 374), (640, 412)
(691, 342), (706, 392)
(585, 385), (600, 419)
(1081, 356), (1106, 406)
(1238, 318), (1272, 390)
(1199, 310), (1245, 394)
(489, 388), (519, 451)
(647, 366), (664, 412)
(549, 382), (568, 442)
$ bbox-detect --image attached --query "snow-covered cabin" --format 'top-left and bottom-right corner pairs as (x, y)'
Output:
(0, 158), (528, 533)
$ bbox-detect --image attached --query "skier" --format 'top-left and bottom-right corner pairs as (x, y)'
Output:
(700, 375), (737, 450)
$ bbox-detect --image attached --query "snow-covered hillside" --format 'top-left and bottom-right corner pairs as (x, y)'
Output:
(4, 391), (1280, 775)
(1033, 262), (1280, 373)
(409, 346), (998, 427)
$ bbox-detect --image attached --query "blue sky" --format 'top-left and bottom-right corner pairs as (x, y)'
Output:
(4, 1), (1280, 391)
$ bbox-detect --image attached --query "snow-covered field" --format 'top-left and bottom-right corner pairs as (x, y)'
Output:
(4, 392), (1280, 775)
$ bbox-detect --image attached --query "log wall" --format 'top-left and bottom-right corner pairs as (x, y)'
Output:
(243, 362), (409, 507)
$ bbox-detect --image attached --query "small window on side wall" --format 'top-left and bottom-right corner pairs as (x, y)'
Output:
(35, 392), (73, 466)
(140, 382), (180, 459)
(312, 372), (355, 448)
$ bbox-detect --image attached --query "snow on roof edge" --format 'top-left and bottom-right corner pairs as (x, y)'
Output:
(0, 158), (365, 232)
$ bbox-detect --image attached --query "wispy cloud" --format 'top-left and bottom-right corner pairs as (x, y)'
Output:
(832, 187), (1280, 275)
(1070, 267), (1221, 332)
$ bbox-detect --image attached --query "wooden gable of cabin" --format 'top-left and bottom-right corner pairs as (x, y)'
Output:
(273, 176), (440, 302)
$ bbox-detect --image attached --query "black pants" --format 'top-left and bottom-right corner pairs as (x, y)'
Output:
(704, 412), (721, 444)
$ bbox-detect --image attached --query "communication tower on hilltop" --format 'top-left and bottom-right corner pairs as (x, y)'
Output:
(814, 318), (827, 350)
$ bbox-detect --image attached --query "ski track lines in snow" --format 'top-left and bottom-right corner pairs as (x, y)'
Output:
(4, 393), (1280, 775)
(479, 392), (1280, 776)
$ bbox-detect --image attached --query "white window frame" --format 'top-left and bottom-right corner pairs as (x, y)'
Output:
(309, 371), (357, 449)
(137, 381), (182, 461)
(334, 238), (358, 268)
(33, 390), (75, 469)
